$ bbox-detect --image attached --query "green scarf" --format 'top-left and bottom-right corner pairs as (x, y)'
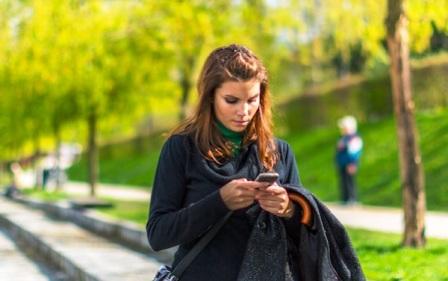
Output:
(215, 120), (244, 156)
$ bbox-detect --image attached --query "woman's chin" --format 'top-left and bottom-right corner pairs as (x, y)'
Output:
(230, 125), (246, 132)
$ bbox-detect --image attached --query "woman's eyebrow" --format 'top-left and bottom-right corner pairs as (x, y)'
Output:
(222, 93), (259, 99)
(249, 93), (260, 99)
(223, 94), (239, 99)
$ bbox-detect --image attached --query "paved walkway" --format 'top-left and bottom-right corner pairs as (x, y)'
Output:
(0, 196), (161, 281)
(0, 229), (67, 281)
(63, 181), (150, 201)
(326, 203), (448, 239)
(61, 181), (448, 239)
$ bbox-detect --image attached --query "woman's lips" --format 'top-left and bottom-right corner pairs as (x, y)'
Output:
(233, 120), (249, 126)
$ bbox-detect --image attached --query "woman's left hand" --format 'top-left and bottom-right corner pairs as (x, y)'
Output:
(255, 183), (295, 218)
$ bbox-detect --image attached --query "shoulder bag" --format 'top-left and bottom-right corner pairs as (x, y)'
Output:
(153, 212), (232, 281)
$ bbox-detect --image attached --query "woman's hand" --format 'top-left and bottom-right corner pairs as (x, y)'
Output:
(219, 179), (268, 210)
(255, 184), (295, 218)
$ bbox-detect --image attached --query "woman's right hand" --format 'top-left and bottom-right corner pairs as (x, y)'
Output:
(219, 178), (268, 210)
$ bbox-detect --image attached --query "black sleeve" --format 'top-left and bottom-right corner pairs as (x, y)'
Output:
(146, 135), (229, 251)
(278, 140), (301, 186)
(278, 141), (304, 234)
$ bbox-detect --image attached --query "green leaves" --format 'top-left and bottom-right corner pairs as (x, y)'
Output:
(1, 0), (446, 160)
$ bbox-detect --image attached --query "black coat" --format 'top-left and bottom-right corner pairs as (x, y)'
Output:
(147, 134), (365, 281)
(238, 184), (365, 281)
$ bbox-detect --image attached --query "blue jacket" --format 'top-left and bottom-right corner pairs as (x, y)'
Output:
(336, 134), (363, 167)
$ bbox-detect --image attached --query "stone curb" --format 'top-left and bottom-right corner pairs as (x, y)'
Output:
(0, 211), (99, 281)
(9, 195), (175, 264)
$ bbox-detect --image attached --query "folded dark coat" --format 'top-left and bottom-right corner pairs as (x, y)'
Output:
(238, 184), (365, 281)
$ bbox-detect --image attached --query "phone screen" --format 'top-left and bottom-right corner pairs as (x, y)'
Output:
(255, 172), (279, 184)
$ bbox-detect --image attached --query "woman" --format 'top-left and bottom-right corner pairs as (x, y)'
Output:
(147, 44), (364, 281)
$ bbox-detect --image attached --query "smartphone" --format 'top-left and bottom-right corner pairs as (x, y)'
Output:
(255, 172), (279, 184)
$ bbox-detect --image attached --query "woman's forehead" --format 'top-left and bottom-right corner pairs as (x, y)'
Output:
(216, 80), (260, 97)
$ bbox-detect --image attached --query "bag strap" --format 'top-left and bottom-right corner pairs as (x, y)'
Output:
(172, 211), (232, 278)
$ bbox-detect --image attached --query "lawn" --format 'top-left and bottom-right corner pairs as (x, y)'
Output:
(67, 134), (165, 188)
(97, 197), (149, 226)
(20, 189), (149, 226)
(67, 108), (448, 211)
(284, 108), (448, 211)
(349, 228), (448, 280)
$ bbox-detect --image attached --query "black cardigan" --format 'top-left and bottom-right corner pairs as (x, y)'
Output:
(147, 134), (301, 281)
(146, 134), (365, 281)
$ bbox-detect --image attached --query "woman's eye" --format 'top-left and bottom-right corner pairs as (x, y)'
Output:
(225, 98), (238, 104)
(249, 98), (258, 103)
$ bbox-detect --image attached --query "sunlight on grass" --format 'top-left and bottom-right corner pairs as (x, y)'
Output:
(22, 189), (149, 226)
(96, 197), (149, 226)
(66, 108), (448, 211)
(21, 188), (71, 202)
(285, 109), (448, 211)
(348, 228), (448, 281)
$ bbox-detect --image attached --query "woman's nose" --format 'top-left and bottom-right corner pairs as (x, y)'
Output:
(237, 103), (249, 116)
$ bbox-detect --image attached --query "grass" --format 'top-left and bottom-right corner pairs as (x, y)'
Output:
(67, 108), (448, 211)
(67, 134), (165, 188)
(348, 228), (448, 280)
(284, 108), (448, 211)
(21, 188), (71, 202)
(97, 197), (149, 226)
(20, 189), (149, 225)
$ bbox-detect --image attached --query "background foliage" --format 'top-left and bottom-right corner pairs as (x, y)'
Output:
(1, 1), (448, 206)
(1, 0), (447, 161)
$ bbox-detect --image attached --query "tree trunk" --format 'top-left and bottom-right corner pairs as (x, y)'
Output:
(87, 111), (98, 197)
(386, 0), (426, 247)
(32, 132), (42, 189)
(178, 56), (195, 121)
(179, 71), (191, 121)
(310, 38), (321, 85)
(54, 122), (62, 190)
(0, 163), (4, 184)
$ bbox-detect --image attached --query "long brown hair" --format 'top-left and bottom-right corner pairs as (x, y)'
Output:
(171, 44), (278, 171)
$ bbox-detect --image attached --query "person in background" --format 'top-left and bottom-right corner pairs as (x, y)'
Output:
(336, 115), (363, 205)
(39, 154), (56, 190)
(5, 162), (22, 197)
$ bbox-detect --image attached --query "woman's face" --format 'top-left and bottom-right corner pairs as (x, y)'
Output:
(213, 79), (261, 132)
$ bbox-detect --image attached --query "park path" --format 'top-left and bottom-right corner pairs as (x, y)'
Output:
(63, 181), (150, 201)
(0, 196), (162, 281)
(63, 181), (448, 239)
(326, 203), (448, 239)
(0, 228), (69, 281)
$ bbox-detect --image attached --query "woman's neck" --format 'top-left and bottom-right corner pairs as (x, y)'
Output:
(215, 120), (243, 155)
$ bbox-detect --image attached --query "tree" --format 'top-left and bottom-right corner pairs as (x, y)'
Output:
(0, 0), (35, 161)
(386, 0), (426, 247)
(156, 2), (208, 120)
(67, 1), (150, 196)
(3, 0), (85, 188)
(146, 1), (238, 121)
